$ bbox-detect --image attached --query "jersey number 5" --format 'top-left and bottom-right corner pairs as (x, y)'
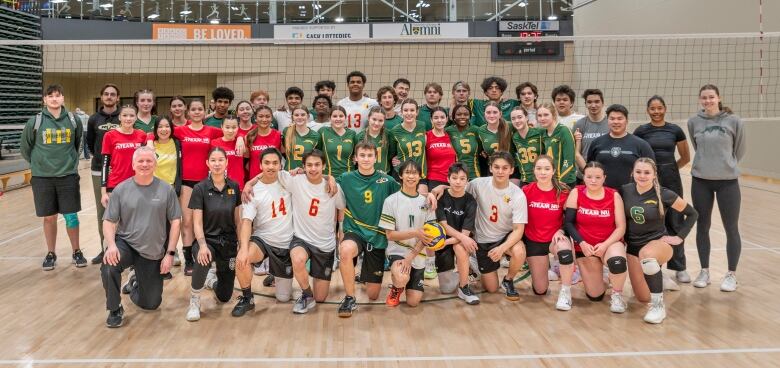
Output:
(489, 205), (498, 222)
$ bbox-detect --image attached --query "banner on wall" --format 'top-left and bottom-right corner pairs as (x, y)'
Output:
(372, 22), (468, 39)
(274, 24), (370, 40)
(152, 24), (251, 40)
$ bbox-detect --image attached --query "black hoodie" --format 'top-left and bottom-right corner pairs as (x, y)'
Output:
(86, 106), (120, 172)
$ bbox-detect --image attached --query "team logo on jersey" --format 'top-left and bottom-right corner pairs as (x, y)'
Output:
(644, 200), (658, 205)
(503, 195), (511, 203)
(415, 133), (424, 137)
(304, 139), (316, 145)
(227, 188), (235, 195)
(373, 270), (383, 276)
(550, 138), (559, 143)
(327, 138), (334, 143)
(376, 177), (389, 184)
(529, 139), (538, 144)
(610, 147), (622, 157)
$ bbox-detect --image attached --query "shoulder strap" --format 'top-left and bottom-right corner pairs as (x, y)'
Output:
(67, 112), (77, 129)
(33, 112), (42, 133)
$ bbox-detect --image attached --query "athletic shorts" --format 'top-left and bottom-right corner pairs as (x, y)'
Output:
(250, 236), (292, 279)
(182, 180), (199, 188)
(524, 237), (551, 257)
(476, 234), (509, 274)
(426, 179), (449, 192)
(290, 236), (335, 281)
(434, 244), (455, 273)
(343, 232), (386, 284)
(388, 255), (425, 292)
(31, 174), (81, 217)
(627, 238), (659, 257)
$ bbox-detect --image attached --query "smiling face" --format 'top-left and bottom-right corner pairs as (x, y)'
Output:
(156, 118), (171, 140)
(453, 106), (470, 128)
(292, 108), (309, 127)
(402, 102), (418, 123)
(330, 109), (346, 130)
(484, 105), (501, 126)
(136, 92), (154, 115)
(632, 161), (656, 187)
(43, 91), (64, 111)
(431, 110), (448, 130)
(536, 106), (555, 129)
(608, 111), (628, 135)
(260, 152), (281, 180)
(170, 99), (185, 119)
(286, 94), (302, 110)
(304, 154), (324, 181)
(348, 76), (364, 96)
(236, 102), (254, 122)
(519, 87), (536, 108)
(394, 82), (410, 100)
(490, 157), (514, 183)
(207, 150), (227, 176)
(554, 94), (572, 116)
(380, 91), (396, 110)
(585, 94), (603, 117)
(583, 166), (605, 190)
(255, 108), (272, 129)
(132, 150), (157, 176)
(221, 118), (238, 139)
(188, 101), (205, 123)
(101, 87), (119, 108)
(119, 106), (137, 128)
(355, 147), (377, 171)
(510, 109), (528, 131)
(647, 99), (666, 123)
(533, 157), (554, 184)
(368, 111), (385, 135)
(699, 88), (720, 114)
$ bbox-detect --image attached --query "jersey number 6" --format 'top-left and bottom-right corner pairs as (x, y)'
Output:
(309, 198), (320, 216)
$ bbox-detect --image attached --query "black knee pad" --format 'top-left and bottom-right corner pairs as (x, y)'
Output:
(557, 249), (574, 265)
(586, 292), (605, 302)
(606, 256), (627, 274)
(533, 287), (548, 295)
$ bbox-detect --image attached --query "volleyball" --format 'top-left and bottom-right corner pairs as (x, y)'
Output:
(423, 221), (447, 251)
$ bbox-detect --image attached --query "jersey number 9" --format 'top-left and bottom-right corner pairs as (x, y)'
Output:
(364, 190), (373, 204)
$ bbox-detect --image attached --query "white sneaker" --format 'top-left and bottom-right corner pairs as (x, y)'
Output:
(548, 265), (560, 281)
(720, 271), (738, 292)
(693, 269), (710, 288)
(457, 285), (480, 305)
(186, 294), (201, 322)
(292, 294), (316, 314)
(643, 294), (666, 324)
(609, 292), (627, 313)
(173, 252), (181, 267)
(253, 260), (269, 276)
(571, 267), (581, 284)
(555, 287), (572, 311)
(663, 272), (680, 291)
(676, 270), (691, 283)
(205, 266), (217, 290)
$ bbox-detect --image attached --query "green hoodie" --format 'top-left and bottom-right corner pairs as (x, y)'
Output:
(20, 107), (83, 177)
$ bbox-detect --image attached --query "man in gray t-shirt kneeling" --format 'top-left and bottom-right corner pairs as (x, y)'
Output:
(101, 146), (182, 328)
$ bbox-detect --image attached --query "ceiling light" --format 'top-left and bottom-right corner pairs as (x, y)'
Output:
(179, 10), (192, 14)
(99, 3), (113, 8)
(210, 19), (220, 24)
(147, 13), (159, 19)
(518, 1), (527, 7)
(547, 14), (558, 20)
(230, 6), (238, 10)
(51, 0), (68, 4)
(334, 16), (344, 22)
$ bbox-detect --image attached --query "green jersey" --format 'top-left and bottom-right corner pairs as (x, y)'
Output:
(133, 116), (158, 133)
(390, 122), (427, 178)
(384, 114), (403, 131)
(319, 127), (356, 178)
(445, 125), (482, 179)
(476, 125), (501, 157)
(418, 104), (444, 131)
(204, 115), (224, 128)
(469, 99), (519, 127)
(542, 123), (577, 185)
(356, 130), (396, 174)
(282, 127), (320, 170)
(338, 170), (400, 249)
(512, 127), (545, 183)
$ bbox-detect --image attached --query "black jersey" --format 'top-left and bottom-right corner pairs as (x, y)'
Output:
(620, 183), (678, 247)
(633, 123), (686, 193)
(435, 190), (477, 235)
(586, 133), (655, 189)
(189, 177), (241, 242)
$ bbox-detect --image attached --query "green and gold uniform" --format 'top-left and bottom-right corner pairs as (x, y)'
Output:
(390, 122), (427, 178)
(512, 127), (545, 183)
(446, 125), (481, 179)
(282, 127), (320, 171)
(319, 127), (356, 178)
(476, 125), (501, 157)
(338, 170), (400, 249)
(542, 123), (577, 185)
(469, 98), (519, 127)
(133, 116), (158, 133)
(356, 130), (396, 174)
(418, 104), (445, 131)
(384, 114), (403, 131)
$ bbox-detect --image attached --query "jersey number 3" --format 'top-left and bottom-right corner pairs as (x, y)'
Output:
(489, 205), (498, 222)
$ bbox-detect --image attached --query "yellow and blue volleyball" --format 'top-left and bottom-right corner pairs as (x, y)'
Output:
(423, 221), (447, 251)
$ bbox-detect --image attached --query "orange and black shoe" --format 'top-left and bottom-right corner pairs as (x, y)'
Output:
(386, 286), (404, 307)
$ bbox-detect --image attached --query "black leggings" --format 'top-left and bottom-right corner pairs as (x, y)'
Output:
(659, 166), (686, 271)
(691, 177), (741, 272)
(191, 242), (237, 303)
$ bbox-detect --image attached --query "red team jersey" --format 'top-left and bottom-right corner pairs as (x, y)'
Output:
(174, 124), (223, 182)
(247, 129), (283, 179)
(523, 182), (569, 243)
(425, 130), (457, 183)
(574, 185), (617, 250)
(101, 129), (147, 189)
(210, 138), (246, 190)
(237, 124), (255, 138)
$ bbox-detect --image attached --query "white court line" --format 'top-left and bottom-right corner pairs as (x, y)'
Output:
(0, 205), (96, 247)
(3, 347), (780, 365)
(709, 228), (780, 255)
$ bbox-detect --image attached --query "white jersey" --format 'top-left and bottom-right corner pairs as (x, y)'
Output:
(379, 191), (435, 269)
(273, 109), (317, 133)
(242, 179), (294, 249)
(466, 177), (527, 243)
(557, 112), (585, 130)
(337, 96), (378, 133)
(278, 171), (345, 252)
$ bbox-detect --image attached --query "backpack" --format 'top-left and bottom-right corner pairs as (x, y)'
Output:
(32, 111), (79, 147)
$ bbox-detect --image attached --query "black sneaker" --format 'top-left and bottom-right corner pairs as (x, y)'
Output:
(231, 295), (255, 317)
(262, 274), (275, 287)
(184, 259), (194, 276)
(338, 296), (357, 318)
(91, 251), (104, 265)
(502, 277), (520, 301)
(42, 252), (57, 271)
(122, 271), (137, 295)
(163, 272), (173, 280)
(72, 249), (88, 268)
(106, 305), (124, 328)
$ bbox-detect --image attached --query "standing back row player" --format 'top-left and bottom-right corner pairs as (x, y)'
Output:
(338, 71), (379, 132)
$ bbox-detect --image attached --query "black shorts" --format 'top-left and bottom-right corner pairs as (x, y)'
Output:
(290, 236), (335, 281)
(182, 180), (199, 188)
(476, 234), (509, 274)
(434, 245), (455, 273)
(342, 232), (386, 284)
(524, 237), (552, 257)
(31, 174), (81, 217)
(250, 236), (292, 278)
(627, 239), (655, 257)
(388, 255), (425, 292)
(426, 179), (449, 192)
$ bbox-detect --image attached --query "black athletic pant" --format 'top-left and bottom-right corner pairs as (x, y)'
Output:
(101, 237), (164, 312)
(691, 177), (742, 272)
(191, 238), (237, 303)
(659, 165), (686, 271)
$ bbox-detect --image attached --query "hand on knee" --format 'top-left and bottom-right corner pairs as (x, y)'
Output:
(557, 249), (574, 265)
(640, 258), (661, 275)
(606, 256), (627, 274)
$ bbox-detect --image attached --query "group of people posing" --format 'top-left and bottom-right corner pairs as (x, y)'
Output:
(19, 72), (746, 329)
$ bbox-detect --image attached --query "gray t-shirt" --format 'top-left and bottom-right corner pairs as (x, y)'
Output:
(572, 115), (609, 156)
(104, 177), (182, 260)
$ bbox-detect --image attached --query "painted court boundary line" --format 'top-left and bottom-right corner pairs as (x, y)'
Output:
(3, 347), (780, 365)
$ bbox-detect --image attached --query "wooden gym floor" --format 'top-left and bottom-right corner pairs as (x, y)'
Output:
(1, 163), (779, 367)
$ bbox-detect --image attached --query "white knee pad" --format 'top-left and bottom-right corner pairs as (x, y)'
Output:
(640, 258), (661, 275)
(438, 270), (458, 294)
(274, 277), (293, 302)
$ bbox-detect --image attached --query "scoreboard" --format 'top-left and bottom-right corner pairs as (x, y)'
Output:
(493, 21), (563, 61)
